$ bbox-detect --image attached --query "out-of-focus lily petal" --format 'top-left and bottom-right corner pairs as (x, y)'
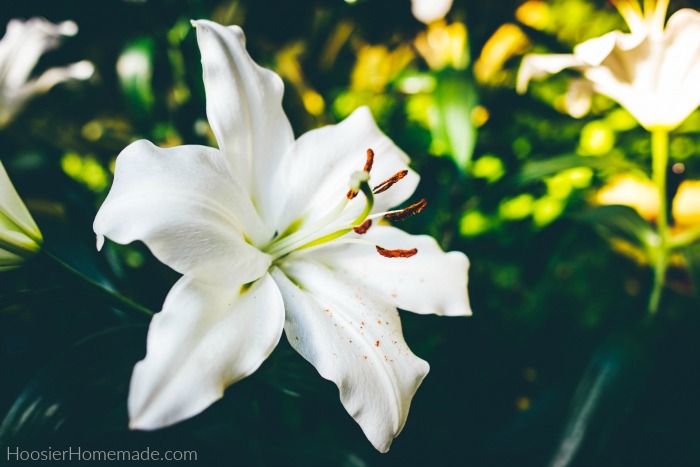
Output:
(566, 79), (595, 118)
(0, 161), (41, 243)
(519, 6), (700, 130)
(0, 18), (92, 127)
(94, 140), (272, 286)
(411, 0), (454, 24)
(272, 264), (430, 453)
(0, 161), (42, 269)
(129, 273), (284, 430)
(516, 54), (583, 94)
(0, 18), (78, 88)
(0, 61), (94, 126)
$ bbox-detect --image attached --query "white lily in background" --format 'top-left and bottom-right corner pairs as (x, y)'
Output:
(0, 161), (42, 271)
(411, 0), (454, 24)
(94, 21), (471, 452)
(517, 0), (700, 131)
(0, 17), (94, 128)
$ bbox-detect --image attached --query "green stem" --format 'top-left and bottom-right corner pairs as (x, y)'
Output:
(648, 130), (669, 315)
(43, 250), (154, 318)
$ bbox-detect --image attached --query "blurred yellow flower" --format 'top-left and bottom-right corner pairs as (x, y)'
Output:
(672, 181), (700, 229)
(0, 161), (42, 271)
(596, 175), (659, 221)
(596, 175), (700, 232)
(475, 23), (530, 85)
(415, 21), (469, 71)
(351, 44), (414, 92)
(515, 1), (551, 30)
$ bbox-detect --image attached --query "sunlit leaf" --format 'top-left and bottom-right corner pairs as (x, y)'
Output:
(515, 154), (640, 186)
(579, 205), (658, 255)
(549, 331), (652, 466)
(432, 69), (478, 171)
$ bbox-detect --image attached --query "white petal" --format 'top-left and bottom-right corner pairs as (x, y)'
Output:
(26, 60), (94, 92)
(94, 140), (272, 286)
(411, 0), (453, 24)
(565, 79), (594, 118)
(272, 263), (430, 453)
(269, 106), (419, 234)
(0, 161), (41, 243)
(0, 60), (95, 127)
(516, 54), (583, 94)
(653, 9), (700, 128)
(300, 225), (471, 317)
(573, 30), (645, 66)
(192, 20), (294, 221)
(129, 273), (284, 430)
(0, 18), (78, 90)
(0, 18), (89, 127)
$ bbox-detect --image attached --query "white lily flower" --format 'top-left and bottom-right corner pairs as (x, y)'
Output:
(0, 17), (94, 128)
(94, 21), (471, 452)
(0, 161), (42, 271)
(411, 0), (454, 24)
(517, 0), (700, 131)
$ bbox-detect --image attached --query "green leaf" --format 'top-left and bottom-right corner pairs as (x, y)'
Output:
(0, 325), (146, 446)
(579, 205), (658, 255)
(682, 243), (700, 300)
(432, 69), (478, 171)
(117, 38), (155, 119)
(515, 154), (640, 186)
(550, 329), (652, 466)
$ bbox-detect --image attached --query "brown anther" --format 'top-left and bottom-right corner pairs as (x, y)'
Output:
(385, 199), (427, 222)
(376, 246), (418, 258)
(353, 219), (372, 234)
(373, 170), (408, 194)
(364, 148), (375, 173)
(346, 188), (358, 200)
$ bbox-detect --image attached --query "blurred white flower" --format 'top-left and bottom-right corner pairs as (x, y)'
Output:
(0, 161), (42, 271)
(94, 21), (471, 453)
(411, 0), (453, 24)
(517, 0), (700, 131)
(0, 17), (94, 128)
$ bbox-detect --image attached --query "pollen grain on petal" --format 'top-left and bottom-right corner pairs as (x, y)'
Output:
(364, 148), (375, 173)
(353, 219), (373, 234)
(373, 170), (408, 194)
(375, 245), (419, 258)
(385, 199), (427, 221)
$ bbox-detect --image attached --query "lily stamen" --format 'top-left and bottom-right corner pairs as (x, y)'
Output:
(353, 219), (372, 234)
(376, 246), (418, 258)
(364, 148), (375, 173)
(265, 149), (425, 261)
(385, 199), (427, 221)
(373, 170), (408, 194)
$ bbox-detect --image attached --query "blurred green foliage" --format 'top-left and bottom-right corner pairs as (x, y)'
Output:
(1, 0), (699, 465)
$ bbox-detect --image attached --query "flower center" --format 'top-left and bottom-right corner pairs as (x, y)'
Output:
(262, 148), (426, 263)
